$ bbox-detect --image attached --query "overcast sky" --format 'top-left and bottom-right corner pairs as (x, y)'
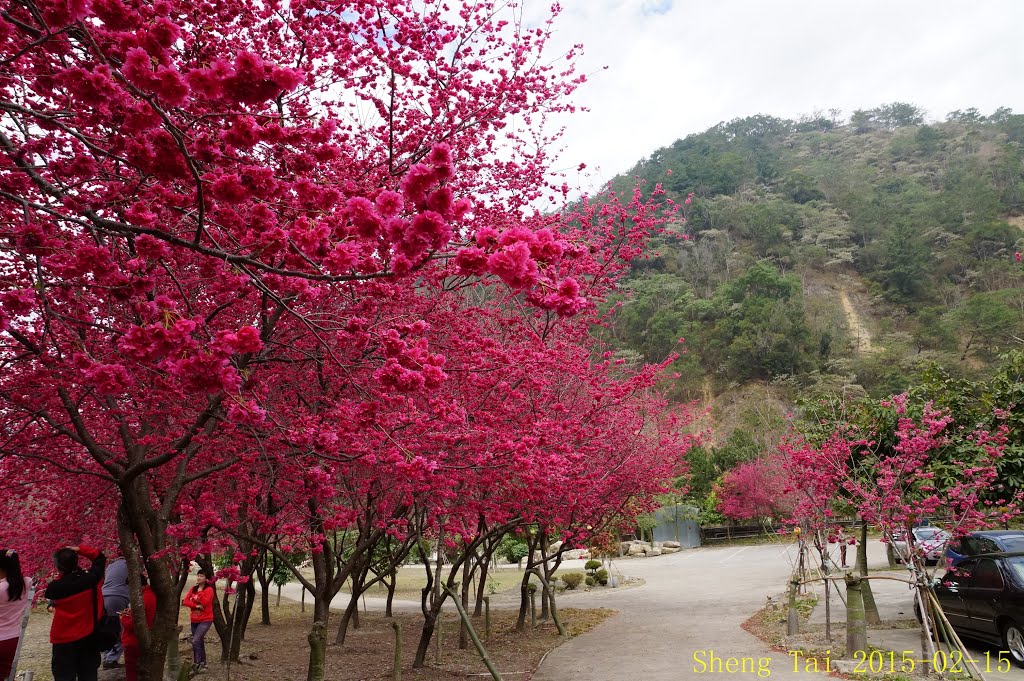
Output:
(528, 0), (1024, 192)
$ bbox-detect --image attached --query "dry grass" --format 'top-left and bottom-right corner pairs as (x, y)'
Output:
(348, 566), (530, 602)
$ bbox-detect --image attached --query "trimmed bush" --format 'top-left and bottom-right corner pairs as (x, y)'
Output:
(595, 568), (609, 585)
(584, 559), (602, 573)
(561, 571), (585, 590)
(497, 537), (529, 564)
(584, 576), (596, 587)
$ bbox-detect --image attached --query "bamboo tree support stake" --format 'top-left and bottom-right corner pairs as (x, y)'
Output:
(442, 583), (503, 681)
(391, 621), (402, 681)
(484, 596), (491, 641)
(530, 590), (537, 628)
(927, 590), (987, 681)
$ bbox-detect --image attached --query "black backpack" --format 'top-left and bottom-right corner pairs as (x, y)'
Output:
(90, 586), (121, 651)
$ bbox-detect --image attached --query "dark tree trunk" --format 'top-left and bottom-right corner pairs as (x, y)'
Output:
(474, 554), (490, 617)
(116, 494), (177, 681)
(256, 549), (272, 626)
(336, 591), (361, 645)
(516, 531), (542, 631)
(385, 571), (396, 617)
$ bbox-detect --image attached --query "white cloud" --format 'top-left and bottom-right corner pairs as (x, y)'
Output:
(528, 0), (1024, 192)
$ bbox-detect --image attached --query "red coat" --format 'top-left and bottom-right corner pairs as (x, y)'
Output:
(44, 545), (106, 644)
(182, 585), (214, 623)
(120, 586), (157, 647)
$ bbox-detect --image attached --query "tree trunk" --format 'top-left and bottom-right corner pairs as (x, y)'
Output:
(413, 610), (438, 668)
(306, 621), (327, 681)
(515, 532), (541, 631)
(335, 590), (361, 646)
(474, 555), (490, 617)
(256, 551), (272, 626)
(845, 574), (868, 658)
(336, 560), (369, 643)
(117, 489), (176, 681)
(385, 572), (396, 617)
(857, 519), (881, 625)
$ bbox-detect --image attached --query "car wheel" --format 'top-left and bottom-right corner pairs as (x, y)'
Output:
(1003, 622), (1024, 668)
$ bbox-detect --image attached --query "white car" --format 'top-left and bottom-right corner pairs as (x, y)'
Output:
(889, 527), (950, 566)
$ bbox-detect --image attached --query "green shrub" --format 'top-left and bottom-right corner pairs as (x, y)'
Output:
(497, 536), (530, 564)
(561, 571), (585, 590)
(584, 576), (596, 587)
(584, 559), (602, 573)
(595, 568), (609, 585)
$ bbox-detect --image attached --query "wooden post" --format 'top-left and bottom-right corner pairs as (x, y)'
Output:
(301, 587), (305, 613)
(787, 579), (799, 636)
(484, 596), (491, 641)
(529, 589), (537, 628)
(845, 573), (867, 658)
(392, 621), (402, 681)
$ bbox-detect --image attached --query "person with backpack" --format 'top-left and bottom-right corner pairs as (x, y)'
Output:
(45, 545), (106, 681)
(100, 556), (130, 669)
(182, 570), (215, 674)
(0, 549), (31, 680)
(119, 574), (157, 681)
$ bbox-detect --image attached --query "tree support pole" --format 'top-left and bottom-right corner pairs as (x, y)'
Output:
(392, 621), (402, 681)
(442, 583), (503, 681)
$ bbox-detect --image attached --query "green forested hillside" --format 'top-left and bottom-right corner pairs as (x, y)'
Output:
(605, 104), (1024, 408)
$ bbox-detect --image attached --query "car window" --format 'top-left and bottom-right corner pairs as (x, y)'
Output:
(1007, 557), (1024, 584)
(977, 538), (1002, 553)
(916, 528), (944, 541)
(944, 559), (978, 587)
(963, 538), (980, 555)
(999, 536), (1024, 552)
(974, 560), (1005, 589)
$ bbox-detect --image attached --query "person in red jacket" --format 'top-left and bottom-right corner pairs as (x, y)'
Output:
(119, 574), (157, 681)
(44, 545), (106, 681)
(182, 570), (215, 674)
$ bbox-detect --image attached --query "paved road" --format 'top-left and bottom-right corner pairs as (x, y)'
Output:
(533, 542), (827, 681)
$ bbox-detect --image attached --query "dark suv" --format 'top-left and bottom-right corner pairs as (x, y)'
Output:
(932, 552), (1024, 666)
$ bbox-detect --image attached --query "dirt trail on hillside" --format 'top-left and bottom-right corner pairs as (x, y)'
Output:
(839, 288), (874, 352)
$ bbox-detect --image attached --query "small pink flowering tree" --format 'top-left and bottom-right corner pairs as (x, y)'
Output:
(788, 393), (1018, 659)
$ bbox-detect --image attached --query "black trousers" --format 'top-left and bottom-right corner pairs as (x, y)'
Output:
(52, 638), (100, 681)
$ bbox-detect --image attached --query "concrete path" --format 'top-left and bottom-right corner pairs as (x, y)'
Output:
(533, 541), (826, 681)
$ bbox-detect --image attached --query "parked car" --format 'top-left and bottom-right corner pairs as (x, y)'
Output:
(889, 526), (950, 566)
(945, 531), (1024, 567)
(930, 552), (1024, 667)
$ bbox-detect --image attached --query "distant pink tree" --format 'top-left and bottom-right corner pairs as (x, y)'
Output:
(717, 452), (795, 524)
